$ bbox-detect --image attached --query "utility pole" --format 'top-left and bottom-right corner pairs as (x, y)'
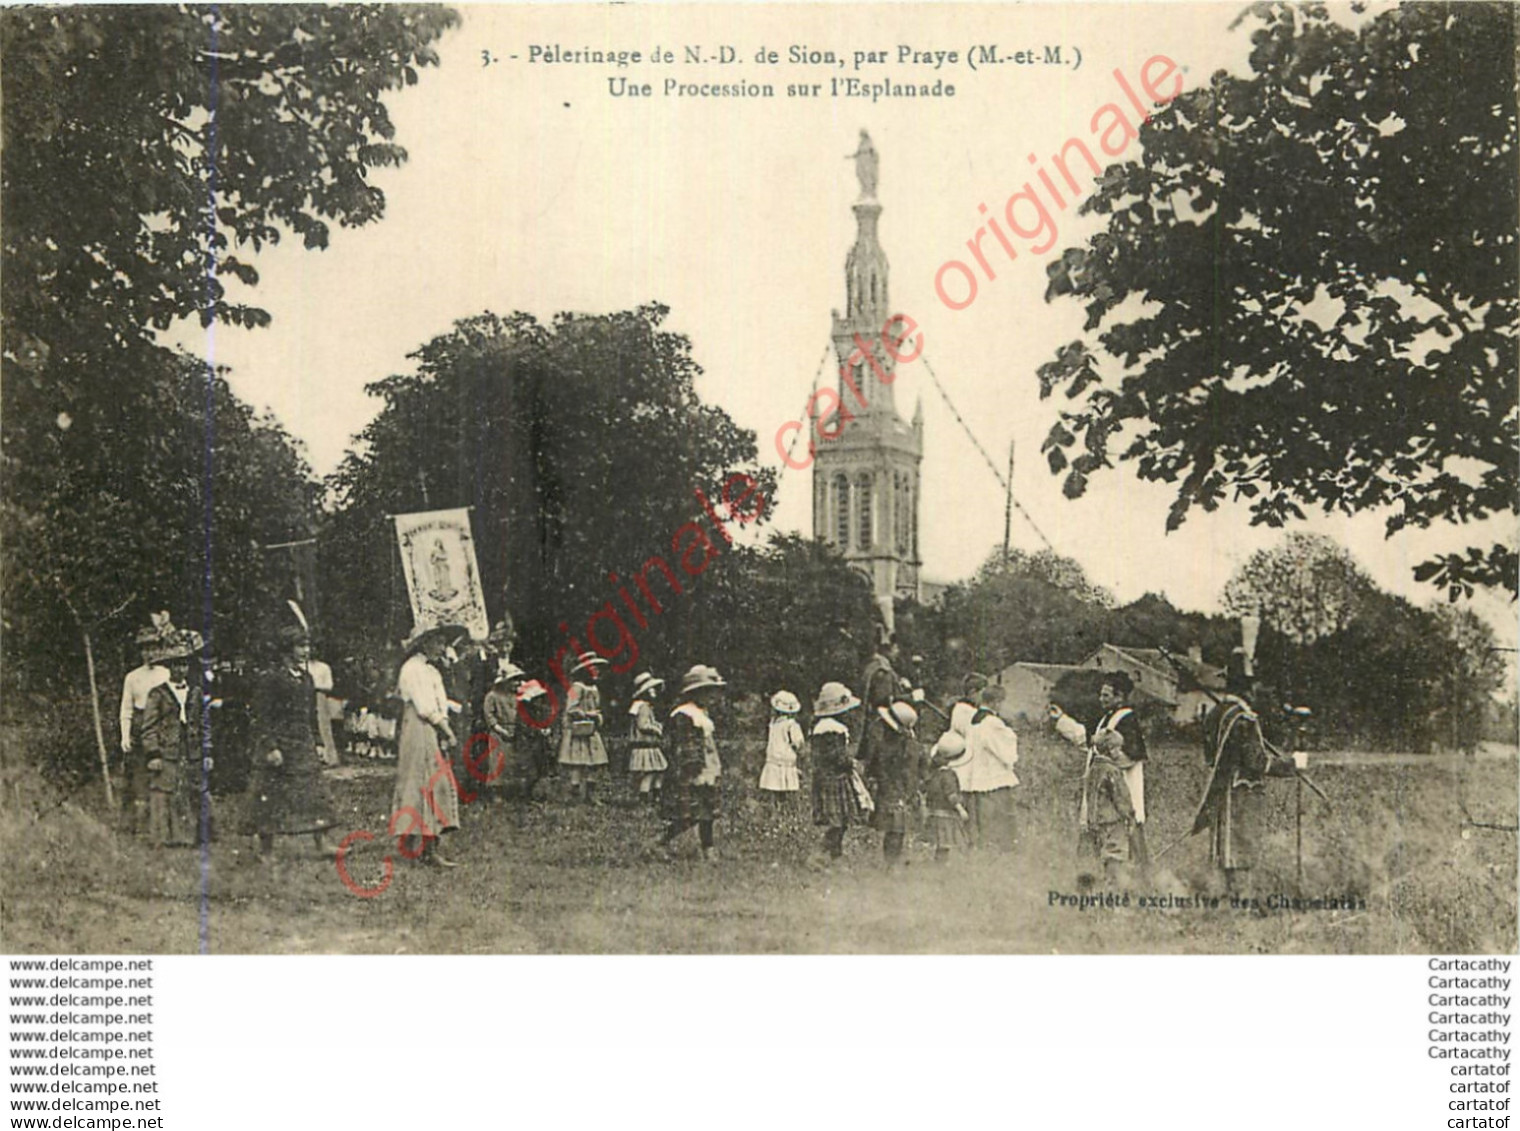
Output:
(1002, 439), (1015, 562)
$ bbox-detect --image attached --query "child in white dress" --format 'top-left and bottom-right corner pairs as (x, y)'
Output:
(759, 691), (805, 813)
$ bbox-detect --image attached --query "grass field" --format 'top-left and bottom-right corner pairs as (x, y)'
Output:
(2, 729), (1515, 954)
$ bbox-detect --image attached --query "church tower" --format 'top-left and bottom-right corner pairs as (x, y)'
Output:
(812, 131), (924, 626)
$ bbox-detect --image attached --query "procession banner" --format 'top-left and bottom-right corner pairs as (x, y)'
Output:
(393, 507), (490, 642)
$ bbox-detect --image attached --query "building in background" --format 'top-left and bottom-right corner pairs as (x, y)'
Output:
(1079, 643), (1225, 725)
(812, 131), (924, 631)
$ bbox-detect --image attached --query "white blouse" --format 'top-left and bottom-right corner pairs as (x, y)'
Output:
(398, 653), (450, 727)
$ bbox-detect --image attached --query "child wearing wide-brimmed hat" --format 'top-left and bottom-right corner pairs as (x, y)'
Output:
(810, 681), (871, 861)
(923, 732), (971, 863)
(656, 665), (727, 860)
(482, 659), (539, 802)
(626, 671), (668, 803)
(516, 680), (556, 786)
(759, 691), (805, 815)
(558, 652), (610, 802)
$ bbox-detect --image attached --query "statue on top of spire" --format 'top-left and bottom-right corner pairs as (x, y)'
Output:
(849, 130), (878, 200)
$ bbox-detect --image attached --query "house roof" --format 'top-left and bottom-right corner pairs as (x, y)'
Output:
(1093, 644), (1225, 690)
(997, 661), (1176, 709)
(1000, 662), (1084, 687)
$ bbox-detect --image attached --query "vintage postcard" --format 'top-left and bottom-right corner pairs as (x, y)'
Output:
(2, 1), (1515, 955)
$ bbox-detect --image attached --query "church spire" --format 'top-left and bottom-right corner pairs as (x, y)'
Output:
(815, 131), (922, 610)
(844, 130), (888, 325)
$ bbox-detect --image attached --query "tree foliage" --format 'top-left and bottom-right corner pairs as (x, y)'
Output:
(934, 548), (1113, 674)
(322, 305), (782, 681)
(972, 547), (1116, 608)
(1040, 2), (1518, 598)
(1427, 602), (1508, 754)
(2, 5), (457, 359)
(718, 533), (879, 702)
(1221, 531), (1373, 645)
(1248, 589), (1493, 752)
(0, 6), (455, 738)
(2, 352), (321, 688)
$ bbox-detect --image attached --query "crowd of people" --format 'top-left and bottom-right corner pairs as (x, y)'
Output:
(114, 606), (1299, 891)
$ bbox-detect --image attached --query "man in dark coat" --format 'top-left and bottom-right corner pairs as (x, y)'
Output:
(249, 625), (338, 858)
(861, 700), (921, 864)
(860, 636), (902, 714)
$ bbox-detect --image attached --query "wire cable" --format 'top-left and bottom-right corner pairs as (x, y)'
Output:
(919, 353), (1057, 554)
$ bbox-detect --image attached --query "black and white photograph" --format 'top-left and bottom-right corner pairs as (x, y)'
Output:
(2, 1), (1516, 965)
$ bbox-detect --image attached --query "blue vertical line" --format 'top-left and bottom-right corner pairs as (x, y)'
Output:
(197, 4), (222, 958)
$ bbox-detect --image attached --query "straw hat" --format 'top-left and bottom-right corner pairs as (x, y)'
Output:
(813, 681), (861, 718)
(572, 652), (609, 676)
(632, 672), (665, 699)
(487, 618), (516, 647)
(494, 660), (527, 685)
(931, 730), (969, 767)
(678, 664), (726, 695)
(402, 623), (467, 655)
(769, 690), (801, 715)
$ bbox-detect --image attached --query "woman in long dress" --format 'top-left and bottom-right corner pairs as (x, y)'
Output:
(393, 624), (467, 867)
(139, 631), (211, 848)
(557, 652), (609, 802)
(250, 624), (338, 859)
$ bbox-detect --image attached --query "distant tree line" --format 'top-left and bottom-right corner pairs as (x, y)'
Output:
(892, 533), (1506, 753)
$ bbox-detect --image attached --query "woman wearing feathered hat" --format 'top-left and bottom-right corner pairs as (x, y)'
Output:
(656, 665), (726, 860)
(250, 621), (339, 859)
(626, 671), (667, 804)
(392, 622), (469, 866)
(138, 629), (212, 848)
(557, 652), (610, 803)
(810, 681), (870, 862)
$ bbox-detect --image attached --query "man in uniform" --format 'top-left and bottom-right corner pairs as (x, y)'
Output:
(1192, 660), (1294, 893)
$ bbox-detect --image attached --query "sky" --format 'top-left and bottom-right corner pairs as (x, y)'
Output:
(171, 2), (1517, 653)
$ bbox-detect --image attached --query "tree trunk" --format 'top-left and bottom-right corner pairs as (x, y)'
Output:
(80, 628), (116, 808)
